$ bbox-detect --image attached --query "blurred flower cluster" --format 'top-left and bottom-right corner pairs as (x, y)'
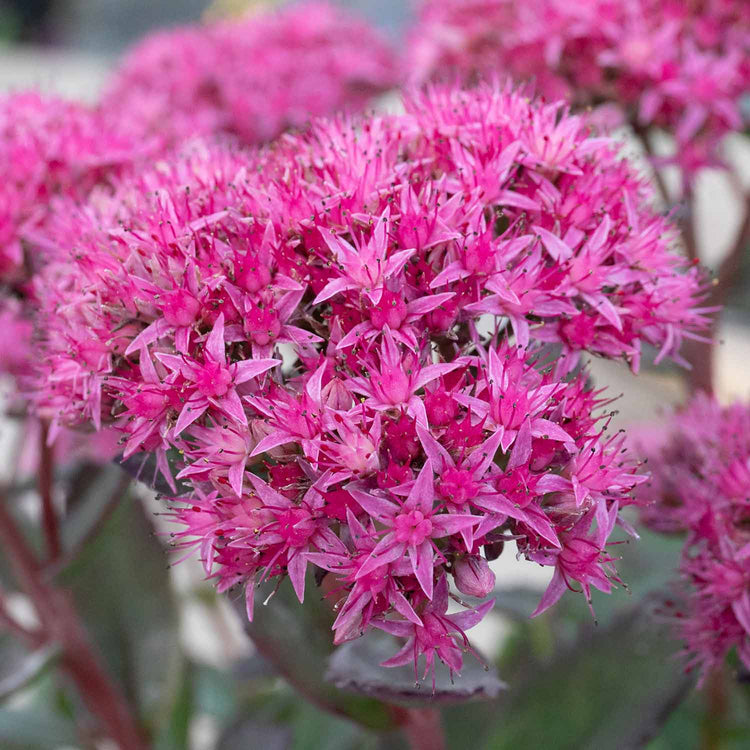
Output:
(409, 0), (750, 186)
(0, 1), (397, 470)
(32, 80), (708, 677)
(101, 0), (397, 149)
(633, 394), (750, 680)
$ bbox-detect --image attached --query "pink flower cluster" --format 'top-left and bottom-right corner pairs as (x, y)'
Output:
(0, 91), (140, 389)
(408, 0), (750, 182)
(101, 1), (397, 149)
(34, 83), (706, 678)
(0, 91), (137, 287)
(632, 394), (750, 678)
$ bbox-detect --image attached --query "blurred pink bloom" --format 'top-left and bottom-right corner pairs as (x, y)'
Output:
(632, 394), (750, 679)
(101, 1), (398, 149)
(408, 0), (749, 187)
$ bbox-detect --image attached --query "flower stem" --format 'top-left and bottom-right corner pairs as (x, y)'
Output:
(701, 666), (728, 750)
(630, 124), (671, 211)
(0, 495), (147, 750)
(38, 421), (61, 562)
(683, 193), (750, 394)
(392, 707), (447, 750)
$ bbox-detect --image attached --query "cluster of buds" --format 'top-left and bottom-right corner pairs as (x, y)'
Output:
(632, 394), (750, 679)
(33, 82), (707, 678)
(409, 0), (749, 184)
(101, 0), (397, 149)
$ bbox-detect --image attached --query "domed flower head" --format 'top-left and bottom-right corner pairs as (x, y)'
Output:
(35, 82), (707, 680)
(100, 0), (398, 150)
(632, 394), (750, 680)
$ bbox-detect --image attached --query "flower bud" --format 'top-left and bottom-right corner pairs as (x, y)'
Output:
(453, 555), (495, 598)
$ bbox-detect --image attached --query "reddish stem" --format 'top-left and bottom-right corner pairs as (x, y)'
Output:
(681, 185), (699, 263)
(391, 706), (447, 750)
(630, 124), (671, 210)
(0, 497), (147, 750)
(684, 193), (750, 394)
(38, 421), (61, 562)
(701, 667), (728, 750)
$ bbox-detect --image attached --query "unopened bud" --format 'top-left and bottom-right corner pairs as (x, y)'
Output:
(453, 555), (495, 598)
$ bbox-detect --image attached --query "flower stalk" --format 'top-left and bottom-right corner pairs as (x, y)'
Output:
(0, 495), (146, 750)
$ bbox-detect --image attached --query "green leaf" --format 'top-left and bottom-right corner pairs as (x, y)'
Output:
(290, 700), (381, 750)
(60, 463), (130, 554)
(0, 640), (58, 702)
(477, 602), (693, 750)
(153, 661), (193, 750)
(218, 719), (292, 750)
(57, 492), (183, 740)
(235, 577), (395, 731)
(0, 707), (79, 749)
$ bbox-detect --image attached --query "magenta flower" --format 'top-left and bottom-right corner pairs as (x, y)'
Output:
(632, 395), (750, 679)
(345, 328), (462, 424)
(530, 501), (621, 617)
(155, 314), (279, 435)
(33, 82), (704, 677)
(100, 1), (398, 150)
(373, 575), (494, 684)
(408, 0), (749, 190)
(350, 461), (482, 600)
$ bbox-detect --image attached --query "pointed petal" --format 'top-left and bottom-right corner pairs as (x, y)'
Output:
(410, 540), (434, 599)
(205, 313), (226, 362)
(287, 552), (307, 603)
(381, 638), (417, 667)
(531, 568), (567, 617)
(234, 357), (280, 383)
(507, 417), (533, 471)
(533, 226), (573, 261)
(349, 488), (399, 523)
(406, 460), (434, 514)
(431, 513), (482, 537)
(174, 398), (209, 435)
(356, 537), (403, 579)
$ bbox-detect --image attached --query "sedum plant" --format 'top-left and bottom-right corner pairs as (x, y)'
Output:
(33, 82), (707, 682)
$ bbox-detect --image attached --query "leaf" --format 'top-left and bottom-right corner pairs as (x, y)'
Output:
(0, 642), (58, 702)
(476, 601), (693, 750)
(60, 463), (130, 553)
(289, 700), (381, 750)
(0, 707), (79, 749)
(326, 631), (505, 706)
(218, 720), (292, 750)
(118, 451), (190, 496)
(57, 493), (184, 740)
(234, 576), (395, 731)
(153, 661), (193, 750)
(192, 662), (240, 721)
